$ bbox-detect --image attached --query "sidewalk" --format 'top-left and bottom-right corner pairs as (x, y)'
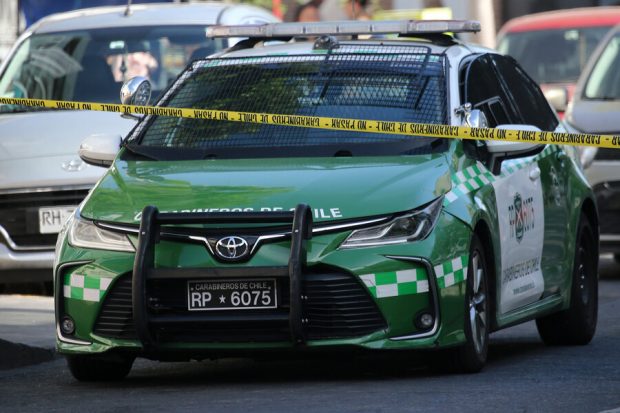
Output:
(0, 294), (56, 369)
(0, 294), (55, 348)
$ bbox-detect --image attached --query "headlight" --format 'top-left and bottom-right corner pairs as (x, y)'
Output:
(68, 215), (135, 252)
(340, 197), (443, 248)
(54, 211), (76, 269)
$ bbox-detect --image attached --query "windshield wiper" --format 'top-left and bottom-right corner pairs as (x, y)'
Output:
(122, 143), (162, 161)
(122, 143), (212, 162)
(398, 138), (446, 155)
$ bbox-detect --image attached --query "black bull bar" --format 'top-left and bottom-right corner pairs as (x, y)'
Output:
(132, 204), (313, 351)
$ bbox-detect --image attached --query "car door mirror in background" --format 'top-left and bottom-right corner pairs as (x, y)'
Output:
(543, 87), (569, 113)
(79, 133), (122, 167)
(485, 124), (544, 174)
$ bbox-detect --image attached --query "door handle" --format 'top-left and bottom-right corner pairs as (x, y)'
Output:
(529, 167), (541, 181)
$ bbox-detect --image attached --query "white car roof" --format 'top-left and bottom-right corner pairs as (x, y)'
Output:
(29, 2), (278, 34)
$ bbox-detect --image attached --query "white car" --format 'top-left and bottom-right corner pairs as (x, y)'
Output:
(565, 24), (620, 260)
(0, 2), (277, 286)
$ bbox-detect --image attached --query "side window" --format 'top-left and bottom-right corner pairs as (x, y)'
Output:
(460, 54), (518, 127)
(491, 55), (559, 131)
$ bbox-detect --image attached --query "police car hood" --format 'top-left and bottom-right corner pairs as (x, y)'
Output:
(0, 110), (133, 190)
(82, 154), (452, 223)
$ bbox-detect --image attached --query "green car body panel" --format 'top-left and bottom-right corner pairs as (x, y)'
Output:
(55, 137), (596, 356)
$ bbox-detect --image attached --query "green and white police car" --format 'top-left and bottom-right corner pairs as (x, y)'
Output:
(54, 20), (599, 380)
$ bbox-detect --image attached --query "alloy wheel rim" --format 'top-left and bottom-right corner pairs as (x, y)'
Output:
(469, 251), (487, 355)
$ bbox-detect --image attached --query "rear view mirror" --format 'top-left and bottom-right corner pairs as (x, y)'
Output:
(120, 76), (151, 106)
(466, 109), (488, 128)
(458, 104), (488, 128)
(79, 133), (122, 167)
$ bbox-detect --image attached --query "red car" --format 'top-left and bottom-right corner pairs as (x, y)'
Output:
(497, 7), (620, 117)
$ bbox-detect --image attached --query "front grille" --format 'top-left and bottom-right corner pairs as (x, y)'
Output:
(93, 270), (386, 342)
(148, 275), (292, 343)
(0, 188), (88, 248)
(304, 273), (386, 339)
(93, 274), (136, 339)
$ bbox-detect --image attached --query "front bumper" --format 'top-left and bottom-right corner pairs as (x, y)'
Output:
(0, 242), (54, 283)
(0, 186), (90, 282)
(56, 207), (471, 357)
(590, 181), (620, 253)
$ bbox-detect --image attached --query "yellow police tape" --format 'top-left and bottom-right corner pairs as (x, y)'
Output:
(1, 96), (617, 149)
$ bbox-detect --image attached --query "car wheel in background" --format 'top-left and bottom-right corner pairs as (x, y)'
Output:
(67, 354), (134, 381)
(536, 213), (598, 345)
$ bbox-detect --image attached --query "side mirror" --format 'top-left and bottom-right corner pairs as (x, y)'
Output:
(579, 146), (597, 170)
(543, 87), (568, 113)
(120, 76), (151, 106)
(79, 133), (122, 167)
(486, 124), (544, 174)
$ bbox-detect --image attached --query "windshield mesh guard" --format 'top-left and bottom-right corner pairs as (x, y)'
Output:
(131, 45), (448, 154)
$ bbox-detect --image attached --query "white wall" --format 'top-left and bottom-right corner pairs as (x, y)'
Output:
(0, 0), (20, 62)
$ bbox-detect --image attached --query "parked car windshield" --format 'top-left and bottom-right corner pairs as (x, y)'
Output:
(584, 32), (620, 99)
(498, 26), (611, 84)
(131, 49), (449, 159)
(0, 25), (224, 112)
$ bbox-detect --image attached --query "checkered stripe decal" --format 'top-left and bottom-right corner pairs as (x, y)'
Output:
(444, 145), (557, 205)
(434, 255), (469, 288)
(359, 269), (429, 298)
(444, 163), (496, 203)
(63, 273), (112, 302)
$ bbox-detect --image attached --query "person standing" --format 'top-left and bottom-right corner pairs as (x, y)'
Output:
(295, 0), (324, 22)
(344, 0), (370, 20)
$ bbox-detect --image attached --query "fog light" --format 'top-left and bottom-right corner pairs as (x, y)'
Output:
(60, 316), (75, 335)
(416, 312), (434, 330)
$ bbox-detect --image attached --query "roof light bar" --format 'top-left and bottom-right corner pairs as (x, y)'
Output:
(207, 20), (481, 39)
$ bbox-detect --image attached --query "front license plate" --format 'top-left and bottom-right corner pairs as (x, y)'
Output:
(38, 206), (75, 234)
(187, 279), (277, 311)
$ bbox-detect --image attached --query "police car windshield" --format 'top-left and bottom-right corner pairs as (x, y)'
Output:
(132, 47), (449, 159)
(0, 26), (224, 113)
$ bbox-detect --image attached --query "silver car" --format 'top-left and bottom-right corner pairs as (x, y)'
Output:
(565, 24), (620, 260)
(0, 2), (277, 286)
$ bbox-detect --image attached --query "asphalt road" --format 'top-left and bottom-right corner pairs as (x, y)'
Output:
(0, 258), (619, 413)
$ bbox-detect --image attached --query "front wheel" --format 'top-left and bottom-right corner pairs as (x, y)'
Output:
(536, 214), (598, 345)
(66, 354), (134, 381)
(454, 235), (490, 373)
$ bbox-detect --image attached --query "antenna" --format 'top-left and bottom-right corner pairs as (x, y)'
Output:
(350, 0), (356, 20)
(124, 0), (133, 17)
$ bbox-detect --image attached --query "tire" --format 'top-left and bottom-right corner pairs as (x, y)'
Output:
(536, 214), (598, 345)
(454, 234), (490, 373)
(66, 354), (134, 382)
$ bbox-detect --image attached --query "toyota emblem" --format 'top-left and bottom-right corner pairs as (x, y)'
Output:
(215, 236), (249, 261)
